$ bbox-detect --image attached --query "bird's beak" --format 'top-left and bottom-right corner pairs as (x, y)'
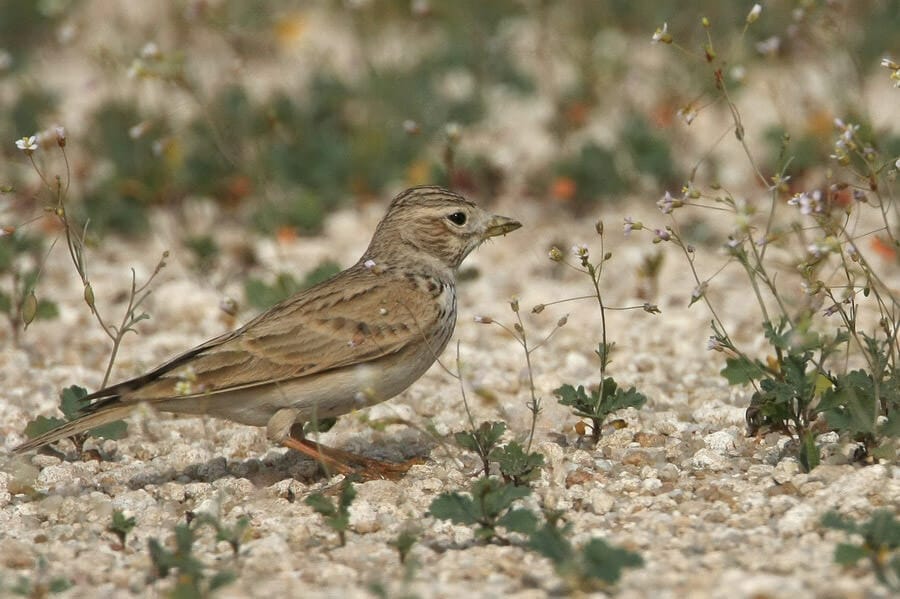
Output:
(483, 214), (522, 239)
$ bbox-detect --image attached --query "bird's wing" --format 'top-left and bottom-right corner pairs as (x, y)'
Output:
(86, 267), (442, 406)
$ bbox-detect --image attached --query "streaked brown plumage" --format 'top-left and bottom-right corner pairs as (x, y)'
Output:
(14, 186), (521, 475)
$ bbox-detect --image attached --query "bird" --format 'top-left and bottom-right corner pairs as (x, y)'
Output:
(13, 186), (521, 477)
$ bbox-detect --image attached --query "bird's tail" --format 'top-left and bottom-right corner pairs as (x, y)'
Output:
(12, 403), (134, 454)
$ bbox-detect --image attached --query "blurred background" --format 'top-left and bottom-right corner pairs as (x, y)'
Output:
(1, 0), (899, 320)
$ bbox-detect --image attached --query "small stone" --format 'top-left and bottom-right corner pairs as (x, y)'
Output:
(766, 482), (799, 497)
(777, 502), (816, 535)
(772, 459), (800, 484)
(689, 448), (729, 471)
(634, 432), (666, 447)
(658, 463), (681, 482)
(641, 477), (663, 493)
(349, 499), (379, 534)
(703, 429), (738, 453)
(589, 490), (615, 514)
(565, 469), (593, 487)
(621, 449), (653, 467)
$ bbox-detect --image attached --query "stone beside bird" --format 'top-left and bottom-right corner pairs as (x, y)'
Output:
(13, 186), (521, 476)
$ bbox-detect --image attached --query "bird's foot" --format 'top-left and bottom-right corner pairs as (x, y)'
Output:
(281, 435), (423, 481)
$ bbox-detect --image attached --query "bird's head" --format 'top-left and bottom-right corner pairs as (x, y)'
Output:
(365, 186), (521, 270)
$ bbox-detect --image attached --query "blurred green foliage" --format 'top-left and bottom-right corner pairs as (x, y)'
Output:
(2, 0), (898, 241)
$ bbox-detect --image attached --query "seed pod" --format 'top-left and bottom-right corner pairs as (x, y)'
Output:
(22, 290), (37, 326)
(83, 282), (95, 312)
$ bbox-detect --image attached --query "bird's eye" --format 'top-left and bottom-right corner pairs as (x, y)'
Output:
(446, 212), (467, 226)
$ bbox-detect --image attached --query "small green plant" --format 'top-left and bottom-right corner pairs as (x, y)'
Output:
(430, 480), (643, 589)
(108, 509), (137, 548)
(305, 480), (356, 547)
(6, 556), (71, 597)
(539, 224), (654, 445)
(822, 510), (900, 591)
(528, 510), (644, 591)
(388, 527), (420, 565)
(454, 421), (507, 478)
(147, 512), (244, 598)
(0, 227), (59, 341)
(189, 512), (250, 557)
(641, 8), (900, 471)
(428, 477), (537, 543)
(453, 339), (546, 485)
(13, 130), (170, 452)
(23, 385), (127, 453)
(490, 440), (545, 487)
(554, 380), (648, 445)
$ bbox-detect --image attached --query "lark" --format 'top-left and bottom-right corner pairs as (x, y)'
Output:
(14, 186), (520, 476)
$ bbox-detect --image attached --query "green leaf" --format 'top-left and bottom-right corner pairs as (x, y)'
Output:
(799, 430), (820, 472)
(496, 508), (538, 535)
(528, 518), (574, 565)
(606, 384), (648, 413)
(477, 478), (530, 517)
(763, 319), (792, 350)
(580, 538), (644, 584)
(455, 421), (506, 454)
(833, 543), (867, 566)
(821, 511), (858, 534)
(429, 492), (479, 525)
(48, 577), (72, 593)
(89, 420), (128, 440)
(881, 403), (900, 437)
(23, 415), (66, 439)
(819, 370), (877, 435)
(304, 493), (337, 517)
(554, 384), (592, 411)
(338, 481), (357, 512)
(863, 510), (900, 550)
(721, 357), (762, 385)
(491, 441), (544, 484)
(208, 570), (237, 591)
(59, 385), (89, 420)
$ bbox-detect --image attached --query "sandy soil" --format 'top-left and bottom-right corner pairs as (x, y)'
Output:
(1, 194), (897, 598)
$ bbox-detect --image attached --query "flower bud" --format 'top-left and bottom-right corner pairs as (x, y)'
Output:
(595, 219), (604, 235)
(509, 297), (519, 313)
(557, 315), (568, 327)
(746, 4), (762, 24)
(532, 304), (545, 314)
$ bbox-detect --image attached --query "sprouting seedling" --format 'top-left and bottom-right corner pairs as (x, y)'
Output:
(554, 380), (647, 445)
(429, 476), (537, 544)
(305, 480), (356, 547)
(528, 510), (644, 591)
(108, 510), (137, 548)
(822, 510), (900, 591)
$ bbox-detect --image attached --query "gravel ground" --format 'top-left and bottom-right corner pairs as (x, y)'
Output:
(1, 196), (897, 598)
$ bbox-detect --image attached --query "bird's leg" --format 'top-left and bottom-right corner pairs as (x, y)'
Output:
(267, 409), (352, 476)
(268, 409), (421, 480)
